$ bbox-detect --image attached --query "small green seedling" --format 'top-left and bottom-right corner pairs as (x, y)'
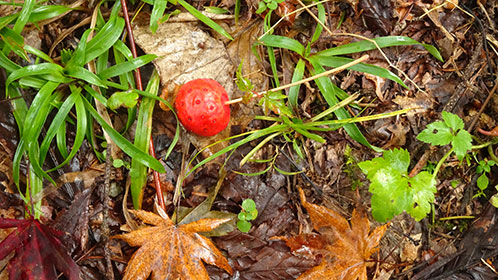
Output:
(417, 111), (473, 160)
(237, 199), (258, 233)
(255, 0), (285, 14)
(474, 159), (496, 198)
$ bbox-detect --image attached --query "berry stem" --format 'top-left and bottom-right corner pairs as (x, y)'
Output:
(225, 54), (369, 105)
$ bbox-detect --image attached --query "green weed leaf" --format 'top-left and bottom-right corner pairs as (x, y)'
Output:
(417, 112), (472, 160)
(416, 121), (453, 146)
(452, 130), (472, 160)
(108, 91), (139, 110)
(359, 148), (436, 222)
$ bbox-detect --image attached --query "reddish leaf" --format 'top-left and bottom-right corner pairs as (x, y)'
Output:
(0, 218), (80, 280)
(279, 188), (388, 280)
(114, 210), (233, 280)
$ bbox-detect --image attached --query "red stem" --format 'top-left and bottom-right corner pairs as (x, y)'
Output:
(120, 0), (166, 210)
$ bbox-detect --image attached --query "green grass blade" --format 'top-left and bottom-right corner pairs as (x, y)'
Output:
(0, 14), (17, 31)
(133, 90), (179, 161)
(310, 2), (325, 44)
(177, 0), (233, 40)
(0, 27), (28, 61)
(29, 5), (71, 23)
(12, 138), (26, 199)
(0, 49), (21, 72)
(130, 72), (160, 209)
(85, 16), (125, 63)
(312, 55), (409, 88)
(240, 131), (282, 166)
(186, 124), (288, 178)
(316, 36), (443, 62)
(7, 86), (28, 136)
(83, 84), (108, 107)
(99, 54), (157, 80)
(6, 63), (68, 87)
(65, 65), (107, 88)
(24, 45), (54, 63)
(68, 29), (91, 67)
(47, 93), (87, 172)
(288, 59), (305, 110)
(150, 0), (168, 33)
(309, 59), (381, 151)
(56, 121), (69, 159)
(82, 97), (165, 172)
(39, 87), (78, 164)
(259, 34), (305, 56)
(12, 0), (34, 34)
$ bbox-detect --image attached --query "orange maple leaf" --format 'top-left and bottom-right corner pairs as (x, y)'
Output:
(280, 188), (388, 280)
(114, 210), (233, 280)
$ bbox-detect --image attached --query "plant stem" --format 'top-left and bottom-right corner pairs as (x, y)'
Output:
(432, 147), (453, 181)
(121, 0), (166, 211)
(225, 54), (369, 105)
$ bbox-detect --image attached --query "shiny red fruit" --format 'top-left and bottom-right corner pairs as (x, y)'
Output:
(174, 79), (230, 137)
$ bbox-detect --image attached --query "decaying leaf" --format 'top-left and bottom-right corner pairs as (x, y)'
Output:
(114, 210), (232, 280)
(0, 218), (80, 280)
(278, 188), (388, 280)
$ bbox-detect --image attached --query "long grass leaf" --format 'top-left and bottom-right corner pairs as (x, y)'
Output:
(177, 0), (233, 40)
(82, 97), (165, 172)
(150, 0), (168, 33)
(309, 59), (381, 151)
(317, 36), (443, 62)
(65, 65), (107, 87)
(85, 17), (125, 63)
(259, 34), (305, 56)
(47, 93), (87, 172)
(39, 87), (78, 164)
(288, 59), (305, 111)
(310, 2), (325, 44)
(312, 55), (408, 88)
(98, 54), (157, 80)
(130, 72), (160, 209)
(12, 0), (34, 34)
(29, 5), (71, 23)
(6, 63), (68, 87)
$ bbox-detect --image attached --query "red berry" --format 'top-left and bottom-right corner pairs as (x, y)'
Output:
(174, 79), (230, 137)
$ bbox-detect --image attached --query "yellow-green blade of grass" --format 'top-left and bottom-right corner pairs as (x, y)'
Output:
(130, 72), (161, 209)
(177, 0), (233, 40)
(186, 124), (288, 178)
(82, 97), (165, 173)
(312, 55), (408, 88)
(309, 58), (381, 152)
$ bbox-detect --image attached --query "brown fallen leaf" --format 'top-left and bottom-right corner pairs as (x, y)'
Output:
(114, 210), (232, 280)
(278, 188), (388, 280)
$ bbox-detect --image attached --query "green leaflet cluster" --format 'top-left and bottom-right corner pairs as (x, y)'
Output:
(358, 149), (436, 222)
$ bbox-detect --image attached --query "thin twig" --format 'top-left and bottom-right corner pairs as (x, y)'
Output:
(120, 0), (166, 211)
(225, 54), (369, 105)
(102, 143), (114, 280)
